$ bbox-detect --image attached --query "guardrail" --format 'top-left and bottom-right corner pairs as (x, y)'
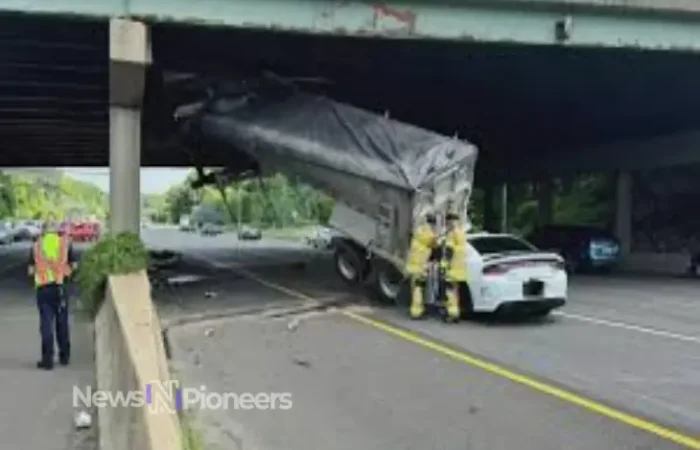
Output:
(95, 271), (183, 450)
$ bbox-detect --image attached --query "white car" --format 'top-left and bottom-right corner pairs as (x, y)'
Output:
(356, 232), (567, 317)
(15, 220), (41, 241)
(0, 224), (13, 245)
(464, 233), (567, 316)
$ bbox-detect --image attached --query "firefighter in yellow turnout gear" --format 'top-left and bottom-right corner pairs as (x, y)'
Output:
(405, 214), (438, 319)
(441, 212), (468, 322)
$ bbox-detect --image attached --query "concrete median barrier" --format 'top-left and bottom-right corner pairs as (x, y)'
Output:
(620, 251), (689, 275)
(95, 271), (183, 450)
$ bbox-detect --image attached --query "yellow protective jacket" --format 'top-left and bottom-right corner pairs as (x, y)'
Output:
(405, 224), (437, 276)
(444, 225), (468, 282)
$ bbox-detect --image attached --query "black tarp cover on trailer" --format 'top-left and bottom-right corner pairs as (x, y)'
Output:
(174, 78), (478, 192)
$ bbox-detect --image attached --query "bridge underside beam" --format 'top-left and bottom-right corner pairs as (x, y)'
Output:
(5, 0), (700, 51)
(485, 128), (700, 182)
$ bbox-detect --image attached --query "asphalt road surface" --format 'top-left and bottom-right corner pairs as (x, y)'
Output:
(155, 229), (700, 450)
(1, 229), (697, 449)
(0, 241), (94, 450)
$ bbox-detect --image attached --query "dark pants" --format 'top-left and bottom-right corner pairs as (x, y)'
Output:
(37, 283), (70, 363)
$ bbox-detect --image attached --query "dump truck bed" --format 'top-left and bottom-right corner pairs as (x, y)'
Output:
(176, 79), (478, 266)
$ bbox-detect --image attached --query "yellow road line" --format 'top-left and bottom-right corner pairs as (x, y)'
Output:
(196, 254), (700, 449)
(343, 311), (700, 449)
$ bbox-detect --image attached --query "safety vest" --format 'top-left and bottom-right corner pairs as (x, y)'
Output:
(444, 224), (468, 282)
(33, 232), (71, 287)
(405, 224), (437, 276)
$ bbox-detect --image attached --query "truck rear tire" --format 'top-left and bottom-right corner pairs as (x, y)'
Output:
(333, 242), (363, 286)
(367, 260), (408, 306)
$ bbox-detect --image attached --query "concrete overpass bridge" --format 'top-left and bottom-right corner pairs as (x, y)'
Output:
(2, 3), (700, 449)
(1, 0), (700, 264)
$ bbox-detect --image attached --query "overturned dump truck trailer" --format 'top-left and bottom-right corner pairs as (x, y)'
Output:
(175, 79), (478, 304)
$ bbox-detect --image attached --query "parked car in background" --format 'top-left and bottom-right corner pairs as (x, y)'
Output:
(306, 226), (338, 250)
(0, 223), (13, 245)
(3, 221), (26, 242)
(15, 220), (41, 241)
(238, 225), (262, 240)
(179, 215), (196, 232)
(200, 223), (224, 236)
(70, 221), (101, 242)
(527, 224), (621, 273)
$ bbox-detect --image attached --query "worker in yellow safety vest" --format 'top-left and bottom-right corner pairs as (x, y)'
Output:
(441, 212), (468, 322)
(405, 214), (438, 319)
(28, 218), (77, 370)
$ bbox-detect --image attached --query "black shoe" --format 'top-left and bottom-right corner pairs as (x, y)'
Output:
(59, 356), (70, 366)
(36, 360), (54, 370)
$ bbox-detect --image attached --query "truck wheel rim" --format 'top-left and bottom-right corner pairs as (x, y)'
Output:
(378, 271), (400, 300)
(337, 254), (357, 281)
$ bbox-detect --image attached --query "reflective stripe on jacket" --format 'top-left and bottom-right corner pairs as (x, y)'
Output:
(34, 232), (71, 287)
(444, 225), (468, 282)
(405, 224), (437, 276)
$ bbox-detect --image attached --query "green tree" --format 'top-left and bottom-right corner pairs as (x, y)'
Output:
(164, 184), (196, 223)
(0, 170), (106, 220)
(153, 173), (335, 227)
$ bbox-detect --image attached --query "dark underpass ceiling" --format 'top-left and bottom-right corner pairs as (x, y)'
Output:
(2, 14), (700, 177)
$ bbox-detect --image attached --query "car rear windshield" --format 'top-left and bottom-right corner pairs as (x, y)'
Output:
(469, 236), (535, 254)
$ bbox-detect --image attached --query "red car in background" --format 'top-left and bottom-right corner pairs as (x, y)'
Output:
(68, 221), (101, 242)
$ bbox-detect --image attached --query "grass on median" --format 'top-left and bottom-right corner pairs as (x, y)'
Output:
(181, 412), (206, 450)
(170, 370), (206, 450)
(75, 232), (149, 318)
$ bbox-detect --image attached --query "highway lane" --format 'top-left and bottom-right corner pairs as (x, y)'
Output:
(159, 230), (700, 447)
(559, 275), (700, 338)
(3, 230), (697, 448)
(169, 309), (685, 450)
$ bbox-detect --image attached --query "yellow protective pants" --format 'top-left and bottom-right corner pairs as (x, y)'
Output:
(409, 277), (426, 319)
(444, 281), (461, 321)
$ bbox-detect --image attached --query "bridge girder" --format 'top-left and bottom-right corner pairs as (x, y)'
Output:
(3, 0), (700, 51)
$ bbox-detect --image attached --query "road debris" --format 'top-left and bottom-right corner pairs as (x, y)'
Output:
(287, 317), (300, 331)
(74, 410), (92, 429)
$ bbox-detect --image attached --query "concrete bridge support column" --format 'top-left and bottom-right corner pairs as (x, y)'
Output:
(499, 184), (509, 232)
(536, 180), (554, 227)
(108, 19), (150, 234)
(483, 186), (496, 232)
(614, 170), (632, 257)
